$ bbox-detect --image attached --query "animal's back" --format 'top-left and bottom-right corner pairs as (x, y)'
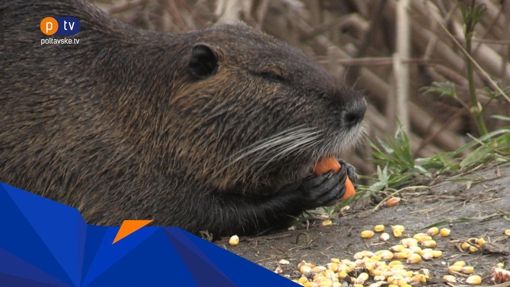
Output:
(0, 0), (366, 236)
(0, 0), (174, 218)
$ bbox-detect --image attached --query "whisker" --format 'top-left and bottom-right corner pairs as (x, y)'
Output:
(254, 133), (322, 176)
(226, 125), (315, 166)
(219, 125), (323, 183)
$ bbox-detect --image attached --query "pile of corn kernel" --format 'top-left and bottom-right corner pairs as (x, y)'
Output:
(291, 225), (495, 287)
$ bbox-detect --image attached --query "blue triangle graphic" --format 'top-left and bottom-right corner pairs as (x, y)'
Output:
(0, 183), (76, 286)
(80, 225), (108, 284)
(81, 226), (158, 285)
(0, 248), (70, 287)
(2, 183), (85, 286)
(84, 228), (198, 287)
(176, 228), (299, 287)
(0, 273), (68, 287)
(164, 228), (235, 287)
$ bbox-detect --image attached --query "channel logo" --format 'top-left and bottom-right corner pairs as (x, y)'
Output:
(40, 17), (81, 36)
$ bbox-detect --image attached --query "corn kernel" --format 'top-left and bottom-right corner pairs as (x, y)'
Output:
(406, 253), (422, 263)
(338, 270), (348, 279)
(477, 238), (486, 246)
(374, 225), (385, 232)
(461, 242), (470, 250)
(394, 251), (410, 259)
(466, 275), (482, 285)
(390, 264), (406, 271)
(354, 250), (374, 259)
(390, 245), (405, 252)
(461, 266), (474, 274)
(392, 225), (405, 238)
(401, 238), (418, 247)
(326, 263), (339, 272)
(354, 272), (369, 284)
(426, 227), (439, 236)
(298, 276), (308, 284)
(469, 245), (479, 252)
(228, 235), (239, 246)
(324, 270), (336, 281)
(408, 246), (422, 253)
(387, 197), (401, 207)
(422, 268), (430, 277)
(380, 232), (390, 241)
(312, 266), (326, 273)
(453, 261), (466, 267)
(361, 230), (375, 239)
(330, 258), (340, 264)
(421, 250), (433, 260)
(316, 278), (332, 287)
(300, 264), (313, 274)
(353, 252), (364, 260)
(279, 259), (290, 265)
(303, 282), (317, 287)
(420, 240), (436, 248)
(443, 275), (456, 283)
(505, 229), (510, 236)
(379, 250), (394, 260)
(369, 255), (382, 262)
(432, 250), (442, 258)
(413, 233), (432, 242)
(297, 260), (309, 270)
(389, 260), (403, 267)
(448, 265), (462, 273)
(332, 283), (341, 287)
(321, 219), (333, 226)
(411, 274), (427, 283)
(440, 228), (451, 237)
(345, 264), (355, 273)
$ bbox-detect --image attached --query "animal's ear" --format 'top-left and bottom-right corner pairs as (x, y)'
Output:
(189, 44), (218, 79)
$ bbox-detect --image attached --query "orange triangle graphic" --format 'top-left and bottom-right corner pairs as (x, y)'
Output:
(112, 220), (154, 244)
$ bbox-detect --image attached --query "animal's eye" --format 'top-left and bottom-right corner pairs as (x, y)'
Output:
(260, 71), (285, 83)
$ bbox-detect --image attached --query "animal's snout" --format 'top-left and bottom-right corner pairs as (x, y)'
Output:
(343, 97), (366, 127)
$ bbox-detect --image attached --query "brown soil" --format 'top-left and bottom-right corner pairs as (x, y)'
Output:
(216, 164), (510, 286)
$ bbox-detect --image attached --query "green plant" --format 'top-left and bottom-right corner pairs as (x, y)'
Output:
(461, 0), (488, 136)
(419, 123), (510, 173)
(364, 122), (510, 193)
(367, 125), (429, 190)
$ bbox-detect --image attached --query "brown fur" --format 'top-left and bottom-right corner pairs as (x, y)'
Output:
(0, 0), (366, 236)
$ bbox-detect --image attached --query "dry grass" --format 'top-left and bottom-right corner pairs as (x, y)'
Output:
(90, 0), (510, 176)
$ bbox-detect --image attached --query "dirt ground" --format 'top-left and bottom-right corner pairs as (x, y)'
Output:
(216, 164), (510, 286)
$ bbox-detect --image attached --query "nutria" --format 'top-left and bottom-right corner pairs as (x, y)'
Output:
(0, 0), (366, 237)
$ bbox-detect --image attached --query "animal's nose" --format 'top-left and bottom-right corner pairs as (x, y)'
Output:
(343, 98), (366, 127)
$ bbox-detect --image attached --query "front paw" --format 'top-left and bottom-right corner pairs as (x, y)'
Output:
(338, 158), (358, 183)
(296, 164), (349, 208)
